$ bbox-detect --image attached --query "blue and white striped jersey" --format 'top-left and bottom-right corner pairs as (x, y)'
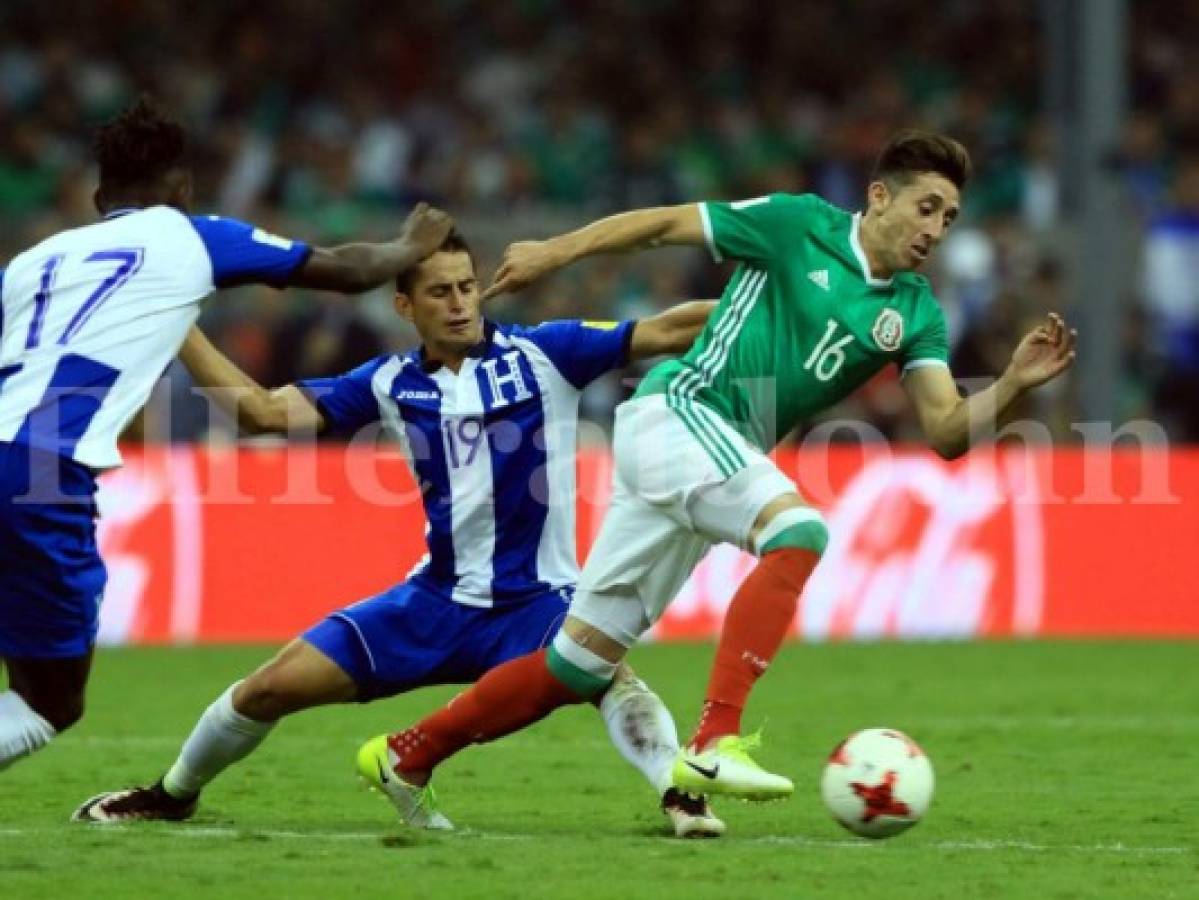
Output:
(300, 319), (634, 608)
(0, 206), (310, 469)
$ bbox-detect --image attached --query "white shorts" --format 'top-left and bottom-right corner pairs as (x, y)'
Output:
(571, 394), (798, 646)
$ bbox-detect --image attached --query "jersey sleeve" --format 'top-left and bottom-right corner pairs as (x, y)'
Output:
(700, 193), (820, 265)
(188, 216), (313, 289)
(515, 319), (635, 389)
(296, 357), (386, 434)
(900, 304), (951, 375)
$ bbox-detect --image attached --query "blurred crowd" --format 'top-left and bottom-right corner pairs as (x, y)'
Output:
(2, 1), (1199, 442)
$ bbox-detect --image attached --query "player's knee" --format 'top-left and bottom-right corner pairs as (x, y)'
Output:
(548, 625), (625, 699)
(233, 670), (300, 721)
(35, 692), (84, 733)
(753, 507), (829, 557)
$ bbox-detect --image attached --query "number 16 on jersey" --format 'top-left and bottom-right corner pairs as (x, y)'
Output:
(804, 319), (854, 382)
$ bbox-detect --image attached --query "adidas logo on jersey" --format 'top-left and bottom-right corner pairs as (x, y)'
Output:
(807, 269), (830, 291)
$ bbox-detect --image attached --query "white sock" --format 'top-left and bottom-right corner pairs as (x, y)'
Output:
(162, 682), (275, 798)
(599, 673), (679, 797)
(0, 690), (57, 771)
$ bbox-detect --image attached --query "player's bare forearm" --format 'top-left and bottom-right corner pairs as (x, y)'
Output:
(628, 300), (716, 359)
(484, 205), (704, 299)
(552, 205), (705, 263)
(908, 313), (1076, 459)
(294, 243), (422, 293)
(926, 371), (1025, 460)
(178, 327), (322, 435)
(291, 203), (454, 293)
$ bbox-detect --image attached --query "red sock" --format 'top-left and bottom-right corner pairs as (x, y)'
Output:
(689, 548), (819, 750)
(390, 649), (585, 779)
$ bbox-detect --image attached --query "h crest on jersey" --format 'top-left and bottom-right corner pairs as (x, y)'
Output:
(872, 309), (904, 352)
(480, 351), (533, 408)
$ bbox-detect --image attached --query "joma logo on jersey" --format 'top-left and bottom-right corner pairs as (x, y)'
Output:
(395, 389), (440, 401)
(872, 309), (904, 351)
(481, 351), (533, 408)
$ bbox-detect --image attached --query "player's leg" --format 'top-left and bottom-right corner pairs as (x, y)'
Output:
(0, 652), (92, 770)
(599, 664), (725, 838)
(598, 663), (680, 798)
(73, 579), (465, 822)
(163, 638), (359, 795)
(591, 396), (809, 799)
(688, 488), (827, 752)
(370, 397), (719, 789)
(375, 478), (685, 788)
(73, 637), (357, 822)
(0, 443), (106, 771)
(354, 585), (715, 834)
(473, 591), (724, 835)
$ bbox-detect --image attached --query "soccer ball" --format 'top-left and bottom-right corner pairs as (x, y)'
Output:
(820, 728), (934, 839)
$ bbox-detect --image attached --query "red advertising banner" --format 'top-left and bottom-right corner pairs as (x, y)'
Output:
(94, 445), (1199, 645)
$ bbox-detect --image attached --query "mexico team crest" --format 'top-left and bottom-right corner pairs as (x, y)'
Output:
(872, 308), (904, 351)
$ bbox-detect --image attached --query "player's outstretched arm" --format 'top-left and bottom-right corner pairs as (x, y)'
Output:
(178, 326), (325, 436)
(483, 205), (704, 300)
(904, 312), (1077, 460)
(628, 300), (717, 360)
(288, 203), (454, 293)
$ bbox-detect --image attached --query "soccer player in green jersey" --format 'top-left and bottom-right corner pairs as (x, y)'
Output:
(359, 130), (1077, 822)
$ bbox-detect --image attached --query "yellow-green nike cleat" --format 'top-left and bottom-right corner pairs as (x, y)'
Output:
(671, 732), (794, 802)
(356, 735), (453, 830)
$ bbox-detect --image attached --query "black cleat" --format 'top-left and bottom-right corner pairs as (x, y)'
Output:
(661, 787), (726, 838)
(72, 780), (198, 823)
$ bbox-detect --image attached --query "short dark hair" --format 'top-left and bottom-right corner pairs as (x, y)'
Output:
(871, 130), (972, 191)
(94, 96), (189, 190)
(395, 230), (475, 294)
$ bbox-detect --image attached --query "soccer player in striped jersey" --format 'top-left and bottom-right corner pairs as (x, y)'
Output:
(73, 231), (726, 837)
(364, 130), (1077, 813)
(0, 99), (454, 774)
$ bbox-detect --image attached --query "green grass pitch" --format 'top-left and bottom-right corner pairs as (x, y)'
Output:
(2, 641), (1196, 899)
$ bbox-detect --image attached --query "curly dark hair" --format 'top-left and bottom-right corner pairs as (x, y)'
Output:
(871, 130), (972, 191)
(93, 96), (189, 190)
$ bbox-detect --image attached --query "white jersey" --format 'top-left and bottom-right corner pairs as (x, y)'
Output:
(0, 206), (310, 469)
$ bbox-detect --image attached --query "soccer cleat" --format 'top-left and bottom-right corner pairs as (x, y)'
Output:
(660, 788), (726, 838)
(356, 735), (453, 830)
(71, 781), (198, 823)
(671, 732), (794, 802)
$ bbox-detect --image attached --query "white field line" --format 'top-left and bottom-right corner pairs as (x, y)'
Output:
(0, 826), (1190, 856)
(62, 713), (1199, 754)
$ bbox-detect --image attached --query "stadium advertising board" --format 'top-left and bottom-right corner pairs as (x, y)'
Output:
(94, 445), (1199, 644)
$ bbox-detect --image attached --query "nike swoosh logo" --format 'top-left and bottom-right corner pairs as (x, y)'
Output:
(376, 758), (391, 785)
(685, 760), (720, 780)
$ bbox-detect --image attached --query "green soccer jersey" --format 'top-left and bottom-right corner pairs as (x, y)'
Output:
(637, 192), (950, 467)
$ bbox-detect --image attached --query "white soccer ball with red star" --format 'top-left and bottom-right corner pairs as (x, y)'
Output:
(820, 728), (934, 838)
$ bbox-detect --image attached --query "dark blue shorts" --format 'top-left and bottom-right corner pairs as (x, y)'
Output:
(302, 580), (571, 700)
(0, 442), (106, 659)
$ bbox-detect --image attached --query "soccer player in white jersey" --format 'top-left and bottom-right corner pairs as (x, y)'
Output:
(73, 231), (725, 837)
(0, 98), (455, 773)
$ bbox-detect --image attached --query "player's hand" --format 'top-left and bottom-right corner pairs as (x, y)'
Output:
(1005, 312), (1077, 390)
(482, 240), (564, 300)
(399, 203), (455, 258)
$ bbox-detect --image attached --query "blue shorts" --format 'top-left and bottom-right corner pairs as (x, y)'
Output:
(0, 442), (106, 659)
(302, 581), (571, 700)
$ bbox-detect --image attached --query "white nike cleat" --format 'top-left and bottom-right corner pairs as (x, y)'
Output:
(356, 735), (453, 830)
(661, 788), (726, 838)
(671, 732), (794, 802)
